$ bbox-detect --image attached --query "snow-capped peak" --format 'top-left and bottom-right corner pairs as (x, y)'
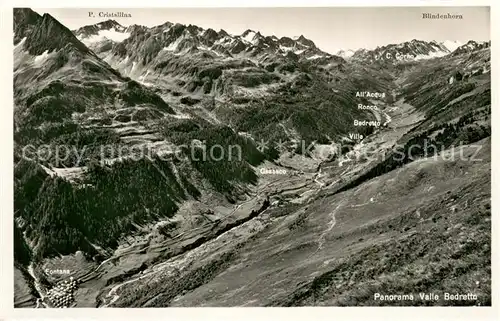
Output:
(75, 19), (130, 45)
(336, 48), (355, 58)
(440, 40), (463, 52)
(78, 29), (130, 45)
(241, 29), (259, 45)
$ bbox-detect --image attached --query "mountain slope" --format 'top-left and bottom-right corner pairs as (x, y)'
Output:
(102, 45), (490, 307)
(14, 9), (277, 276)
(14, 8), (190, 261)
(13, 9), (491, 309)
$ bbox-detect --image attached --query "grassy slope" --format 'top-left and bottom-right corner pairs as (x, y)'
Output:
(100, 50), (491, 307)
(277, 139), (491, 306)
(175, 139), (491, 307)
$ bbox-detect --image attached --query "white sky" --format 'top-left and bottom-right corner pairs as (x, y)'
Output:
(33, 7), (490, 53)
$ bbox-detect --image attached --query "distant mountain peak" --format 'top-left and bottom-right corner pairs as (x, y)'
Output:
(295, 35), (316, 48)
(351, 39), (451, 63)
(242, 29), (255, 35)
(336, 48), (356, 59)
(70, 17), (335, 64)
(202, 28), (219, 42)
(218, 29), (229, 37)
(74, 17), (130, 45)
(241, 29), (261, 45)
(96, 19), (122, 28)
(41, 12), (69, 30)
(451, 40), (490, 56)
(75, 17), (126, 37)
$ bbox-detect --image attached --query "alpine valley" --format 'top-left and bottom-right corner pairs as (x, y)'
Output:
(13, 8), (491, 308)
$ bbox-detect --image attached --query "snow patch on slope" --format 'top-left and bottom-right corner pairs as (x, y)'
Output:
(279, 45), (293, 53)
(14, 37), (27, 49)
(414, 50), (449, 61)
(307, 54), (323, 60)
(441, 40), (463, 52)
(197, 45), (223, 56)
(215, 37), (232, 46)
(336, 49), (355, 58)
(163, 36), (184, 52)
(34, 50), (50, 64)
(242, 31), (257, 44)
(138, 69), (151, 82)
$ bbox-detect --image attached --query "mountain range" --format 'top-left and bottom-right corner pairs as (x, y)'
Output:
(74, 19), (337, 63)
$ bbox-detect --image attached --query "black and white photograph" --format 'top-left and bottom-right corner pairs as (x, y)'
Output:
(11, 5), (492, 310)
